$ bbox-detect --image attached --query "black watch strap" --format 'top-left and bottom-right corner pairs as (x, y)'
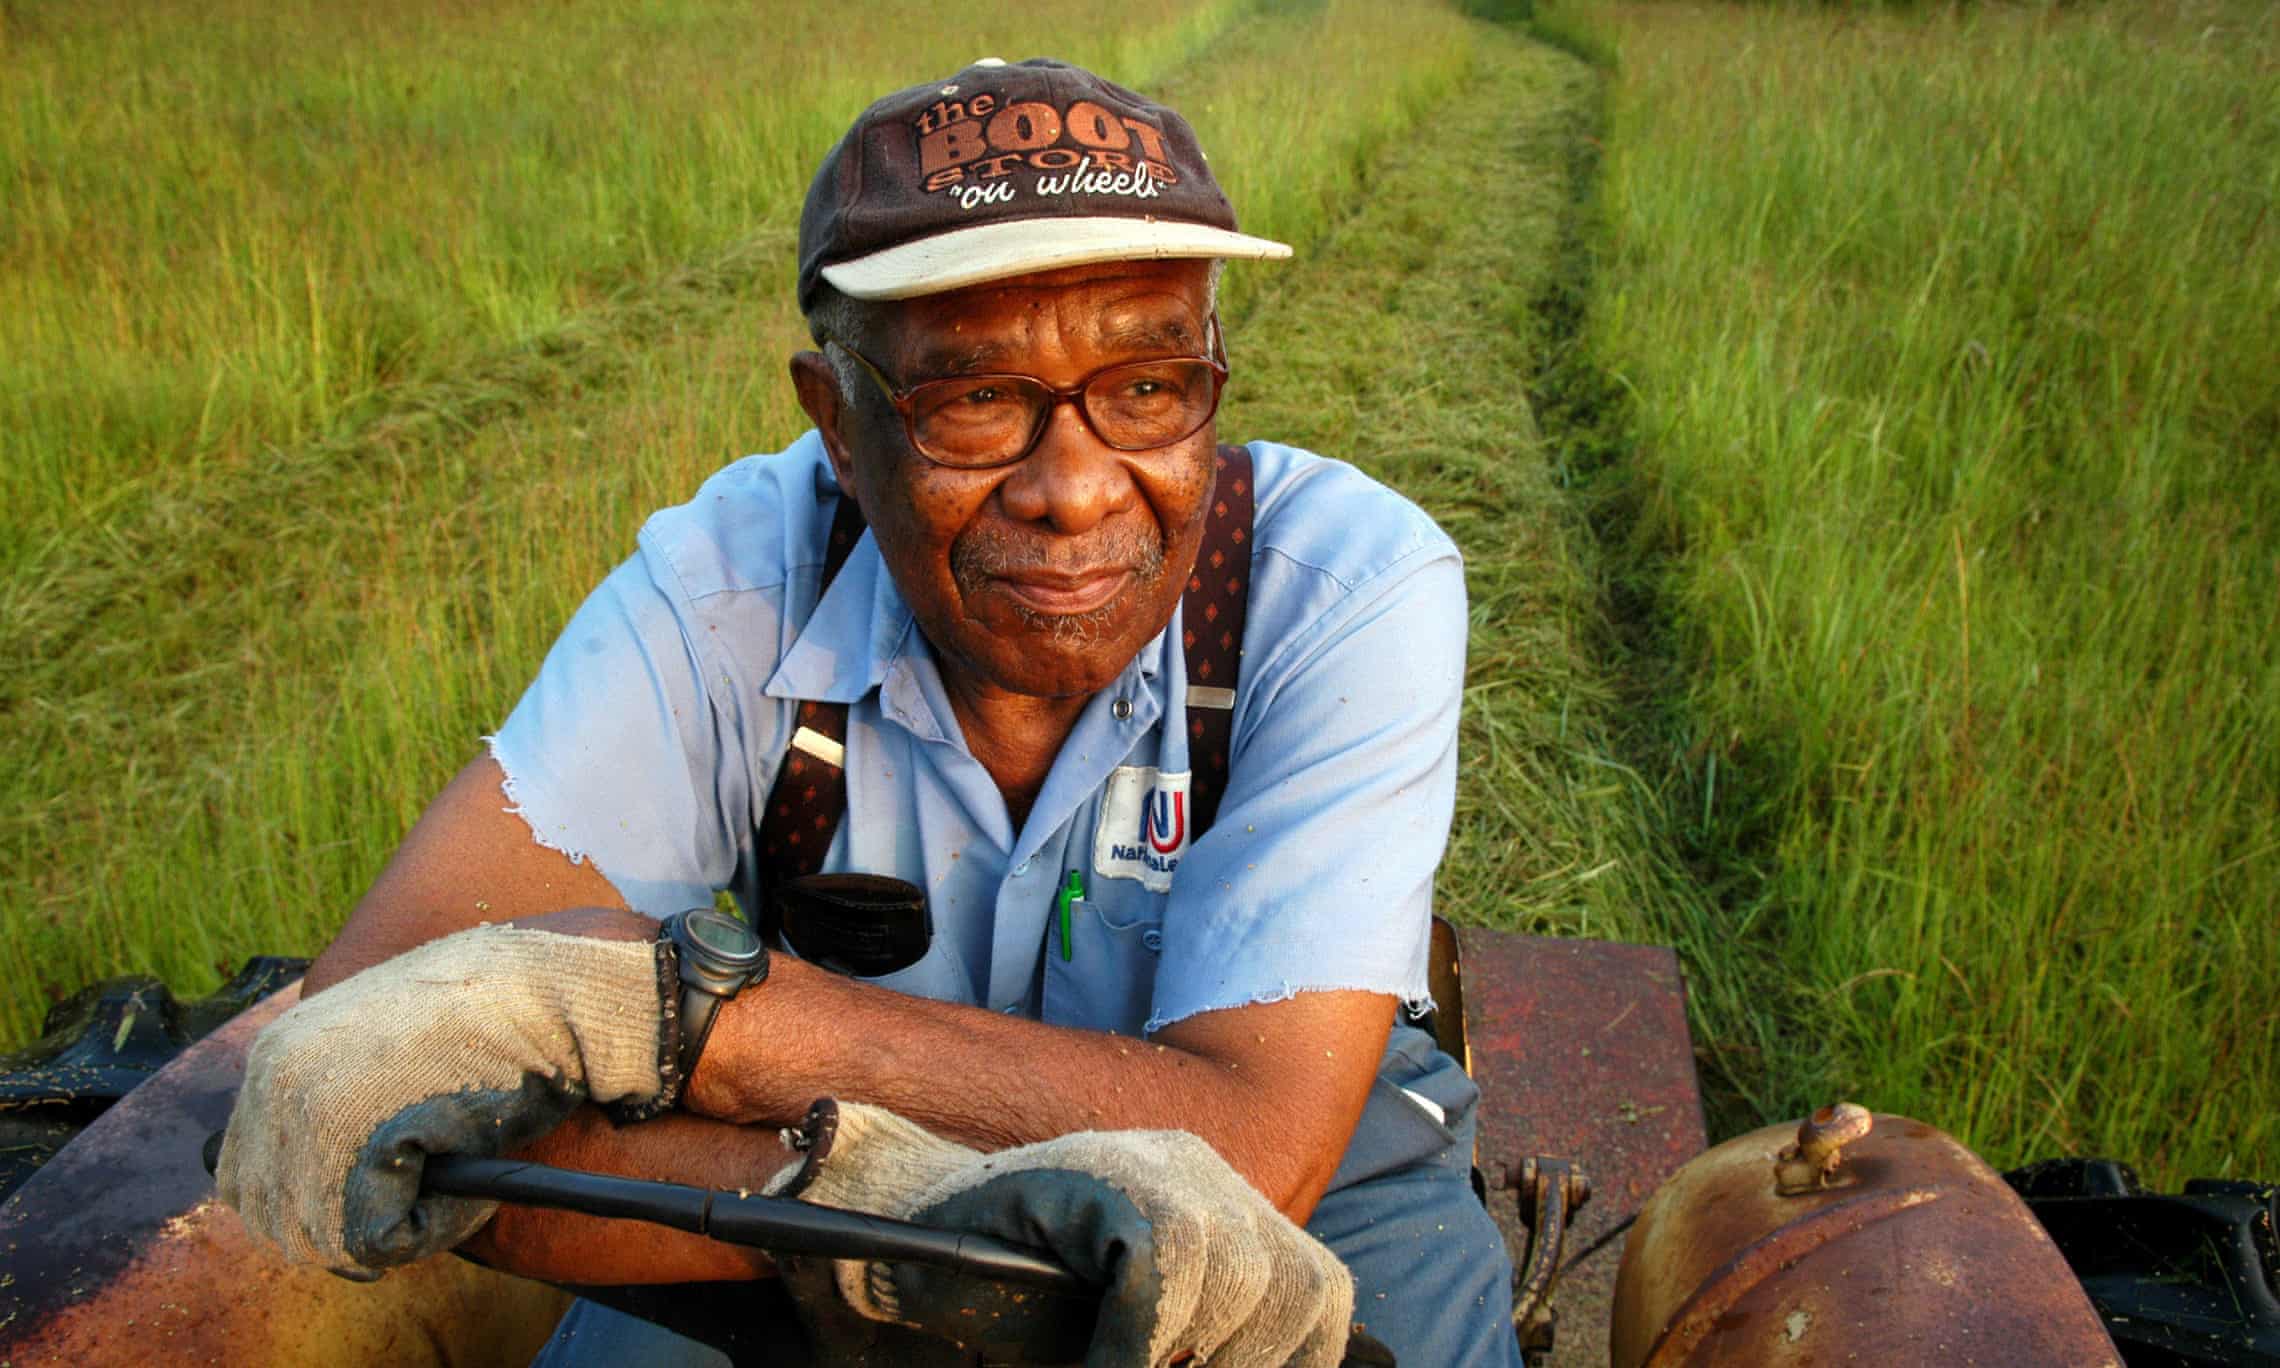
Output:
(671, 909), (768, 1101)
(673, 965), (731, 1087)
(610, 910), (767, 1124)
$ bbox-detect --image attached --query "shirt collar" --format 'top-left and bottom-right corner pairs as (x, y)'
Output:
(762, 456), (917, 705)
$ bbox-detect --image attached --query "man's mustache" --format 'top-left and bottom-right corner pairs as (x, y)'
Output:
(951, 525), (1168, 593)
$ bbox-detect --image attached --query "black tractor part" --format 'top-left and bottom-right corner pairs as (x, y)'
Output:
(0, 958), (306, 1200)
(2008, 1157), (2280, 1368)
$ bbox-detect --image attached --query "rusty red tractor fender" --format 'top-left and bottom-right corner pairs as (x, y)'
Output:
(0, 982), (570, 1365)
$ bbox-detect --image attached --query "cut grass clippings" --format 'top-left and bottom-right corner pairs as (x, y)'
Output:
(1223, 40), (1701, 954)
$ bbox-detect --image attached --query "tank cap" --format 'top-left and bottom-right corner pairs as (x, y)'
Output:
(1773, 1102), (1872, 1195)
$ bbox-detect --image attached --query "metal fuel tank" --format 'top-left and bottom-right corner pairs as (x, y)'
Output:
(1611, 1104), (2121, 1367)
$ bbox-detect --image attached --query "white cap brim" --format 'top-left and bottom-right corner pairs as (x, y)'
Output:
(820, 216), (1292, 301)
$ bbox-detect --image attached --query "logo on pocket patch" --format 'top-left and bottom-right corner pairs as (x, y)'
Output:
(1095, 766), (1191, 892)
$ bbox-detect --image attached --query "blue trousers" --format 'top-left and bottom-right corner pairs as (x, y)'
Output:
(531, 1026), (1520, 1366)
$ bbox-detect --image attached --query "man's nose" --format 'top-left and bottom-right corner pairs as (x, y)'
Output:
(996, 400), (1138, 535)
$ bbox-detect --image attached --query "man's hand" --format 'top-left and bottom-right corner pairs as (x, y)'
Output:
(217, 924), (667, 1273)
(769, 1099), (1356, 1367)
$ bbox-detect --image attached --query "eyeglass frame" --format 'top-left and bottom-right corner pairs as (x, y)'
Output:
(822, 314), (1229, 470)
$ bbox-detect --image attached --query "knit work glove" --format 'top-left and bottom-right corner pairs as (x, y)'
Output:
(767, 1100), (1357, 1367)
(216, 925), (667, 1273)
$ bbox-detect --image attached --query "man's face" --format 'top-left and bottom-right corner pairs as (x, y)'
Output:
(811, 259), (1219, 702)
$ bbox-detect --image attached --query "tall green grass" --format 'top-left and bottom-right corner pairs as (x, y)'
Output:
(1571, 0), (2278, 1180)
(0, 0), (1255, 537)
(0, 0), (1492, 1045)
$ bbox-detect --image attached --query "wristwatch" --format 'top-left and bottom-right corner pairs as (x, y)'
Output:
(659, 908), (769, 1095)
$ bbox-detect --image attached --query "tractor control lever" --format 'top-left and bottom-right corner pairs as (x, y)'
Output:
(200, 1130), (1079, 1291)
(426, 1154), (1086, 1290)
(201, 1131), (1400, 1365)
(1504, 1155), (1593, 1357)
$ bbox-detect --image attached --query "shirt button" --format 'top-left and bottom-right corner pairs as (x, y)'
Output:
(1011, 859), (1032, 877)
(1112, 698), (1133, 720)
(1142, 929), (1164, 953)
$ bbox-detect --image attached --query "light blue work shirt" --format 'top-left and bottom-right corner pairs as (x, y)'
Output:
(489, 433), (1465, 1037)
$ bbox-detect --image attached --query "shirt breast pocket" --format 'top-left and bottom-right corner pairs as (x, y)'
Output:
(1042, 881), (1167, 1037)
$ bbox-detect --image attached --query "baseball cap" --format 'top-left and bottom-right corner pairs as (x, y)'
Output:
(797, 57), (1291, 310)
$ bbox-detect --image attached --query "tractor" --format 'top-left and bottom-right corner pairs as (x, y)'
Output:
(0, 926), (2271, 1365)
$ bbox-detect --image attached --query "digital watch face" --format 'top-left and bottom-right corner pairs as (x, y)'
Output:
(683, 909), (763, 964)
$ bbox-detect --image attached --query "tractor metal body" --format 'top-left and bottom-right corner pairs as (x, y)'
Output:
(0, 982), (568, 1365)
(0, 930), (2215, 1366)
(1447, 927), (1708, 1365)
(0, 927), (1714, 1365)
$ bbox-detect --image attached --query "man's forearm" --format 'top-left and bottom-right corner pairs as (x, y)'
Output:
(462, 1107), (794, 1285)
(684, 954), (1392, 1222)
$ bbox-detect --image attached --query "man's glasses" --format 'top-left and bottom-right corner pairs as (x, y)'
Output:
(826, 317), (1228, 470)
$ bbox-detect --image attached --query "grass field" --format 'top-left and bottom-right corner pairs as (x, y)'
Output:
(1554, 0), (2279, 1179)
(5, 0), (2274, 1189)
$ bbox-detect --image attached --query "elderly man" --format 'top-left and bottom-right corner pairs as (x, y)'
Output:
(218, 58), (1518, 1366)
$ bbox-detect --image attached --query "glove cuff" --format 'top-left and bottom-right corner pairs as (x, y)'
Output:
(764, 1099), (979, 1218)
(605, 936), (686, 1124)
(762, 1098), (844, 1200)
(483, 927), (669, 1106)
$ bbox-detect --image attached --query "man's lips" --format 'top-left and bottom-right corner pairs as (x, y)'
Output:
(993, 567), (1134, 616)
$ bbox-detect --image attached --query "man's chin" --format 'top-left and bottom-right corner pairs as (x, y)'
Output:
(961, 613), (1155, 701)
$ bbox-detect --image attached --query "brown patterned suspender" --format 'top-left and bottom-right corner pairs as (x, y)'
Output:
(755, 443), (1256, 892)
(1182, 444), (1255, 836)
(754, 494), (870, 889)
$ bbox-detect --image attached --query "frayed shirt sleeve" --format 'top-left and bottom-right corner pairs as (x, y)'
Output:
(487, 550), (746, 919)
(1144, 546), (1465, 1035)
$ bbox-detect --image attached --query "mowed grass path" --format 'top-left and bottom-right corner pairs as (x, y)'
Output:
(2, 1), (1538, 1042)
(1565, 0), (2277, 1181)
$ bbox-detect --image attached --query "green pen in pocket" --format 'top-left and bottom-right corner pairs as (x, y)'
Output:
(1055, 869), (1085, 962)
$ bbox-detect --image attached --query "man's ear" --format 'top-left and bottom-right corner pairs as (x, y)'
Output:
(791, 350), (861, 506)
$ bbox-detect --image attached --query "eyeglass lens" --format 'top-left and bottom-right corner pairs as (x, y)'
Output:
(907, 359), (1221, 466)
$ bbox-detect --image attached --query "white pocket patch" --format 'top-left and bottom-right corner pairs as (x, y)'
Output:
(1094, 766), (1192, 893)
